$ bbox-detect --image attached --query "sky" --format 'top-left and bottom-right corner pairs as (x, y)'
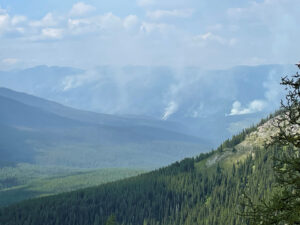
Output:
(0, 0), (299, 70)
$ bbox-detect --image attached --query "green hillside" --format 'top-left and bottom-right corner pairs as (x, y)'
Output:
(0, 165), (144, 207)
(0, 88), (209, 207)
(0, 117), (281, 225)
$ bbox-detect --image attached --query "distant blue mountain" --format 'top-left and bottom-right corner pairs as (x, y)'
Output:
(0, 64), (296, 145)
(0, 88), (209, 168)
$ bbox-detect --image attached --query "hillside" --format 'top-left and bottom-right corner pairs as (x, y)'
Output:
(0, 167), (144, 207)
(0, 116), (281, 225)
(0, 88), (209, 168)
(0, 87), (185, 131)
(0, 88), (210, 207)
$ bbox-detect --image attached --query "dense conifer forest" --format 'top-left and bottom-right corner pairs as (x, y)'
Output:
(0, 121), (281, 225)
(0, 0), (297, 224)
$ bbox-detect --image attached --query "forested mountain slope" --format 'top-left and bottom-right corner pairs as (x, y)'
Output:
(0, 88), (209, 168)
(0, 87), (185, 131)
(0, 116), (280, 225)
(0, 88), (209, 207)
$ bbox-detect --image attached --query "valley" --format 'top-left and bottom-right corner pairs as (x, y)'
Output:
(0, 115), (280, 224)
(0, 88), (208, 206)
(0, 164), (143, 207)
(0, 1), (298, 224)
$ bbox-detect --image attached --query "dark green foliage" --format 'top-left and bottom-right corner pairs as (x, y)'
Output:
(0, 166), (144, 207)
(0, 142), (279, 225)
(241, 68), (300, 225)
(0, 89), (287, 225)
(241, 146), (300, 225)
(106, 215), (118, 225)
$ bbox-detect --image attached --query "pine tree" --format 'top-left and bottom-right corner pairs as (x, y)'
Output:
(106, 214), (118, 225)
(241, 64), (300, 225)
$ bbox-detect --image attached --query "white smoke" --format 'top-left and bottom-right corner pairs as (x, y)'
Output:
(162, 101), (178, 120)
(228, 100), (266, 116)
(61, 70), (99, 91)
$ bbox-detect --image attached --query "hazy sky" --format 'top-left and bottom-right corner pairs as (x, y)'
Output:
(0, 0), (299, 69)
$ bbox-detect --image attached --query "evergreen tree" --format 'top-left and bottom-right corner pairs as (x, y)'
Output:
(106, 215), (118, 225)
(241, 64), (300, 225)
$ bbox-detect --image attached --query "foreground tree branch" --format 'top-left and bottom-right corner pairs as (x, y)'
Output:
(241, 64), (300, 225)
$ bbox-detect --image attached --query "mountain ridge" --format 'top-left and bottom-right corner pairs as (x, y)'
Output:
(0, 88), (212, 206)
(0, 88), (210, 168)
(0, 113), (279, 225)
(0, 64), (295, 145)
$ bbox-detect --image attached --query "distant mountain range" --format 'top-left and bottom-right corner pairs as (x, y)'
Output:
(0, 64), (296, 145)
(0, 64), (295, 211)
(0, 87), (209, 168)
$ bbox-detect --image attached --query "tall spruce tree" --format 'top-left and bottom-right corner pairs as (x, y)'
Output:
(241, 64), (300, 225)
(106, 215), (118, 225)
